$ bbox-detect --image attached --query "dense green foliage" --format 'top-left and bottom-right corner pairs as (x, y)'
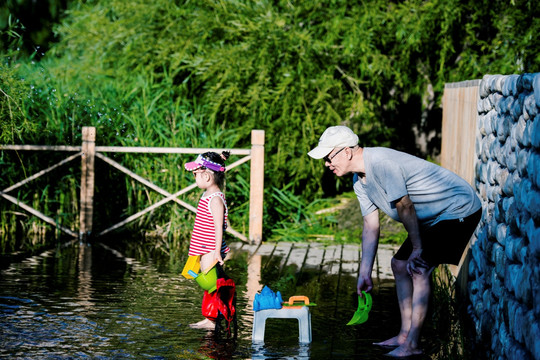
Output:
(1, 0), (538, 250)
(0, 0), (67, 53)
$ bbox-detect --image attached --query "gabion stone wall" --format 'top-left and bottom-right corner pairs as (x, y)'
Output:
(469, 73), (540, 359)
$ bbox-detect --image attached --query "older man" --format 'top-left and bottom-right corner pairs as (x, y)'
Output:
(308, 125), (481, 357)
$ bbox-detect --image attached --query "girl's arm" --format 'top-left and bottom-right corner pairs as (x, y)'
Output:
(209, 196), (225, 265)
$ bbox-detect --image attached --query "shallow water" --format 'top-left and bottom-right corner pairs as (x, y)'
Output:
(0, 240), (406, 359)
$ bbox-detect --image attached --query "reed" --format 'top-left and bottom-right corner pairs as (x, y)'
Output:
(428, 266), (474, 359)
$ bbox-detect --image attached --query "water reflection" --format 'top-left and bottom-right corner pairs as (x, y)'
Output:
(246, 254), (263, 308)
(77, 243), (94, 310)
(0, 240), (401, 359)
(252, 342), (311, 359)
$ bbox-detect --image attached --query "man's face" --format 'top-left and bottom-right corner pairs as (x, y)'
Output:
(324, 147), (348, 176)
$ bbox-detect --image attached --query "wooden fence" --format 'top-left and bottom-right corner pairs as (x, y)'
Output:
(0, 127), (265, 243)
(440, 79), (481, 184)
(440, 79), (480, 283)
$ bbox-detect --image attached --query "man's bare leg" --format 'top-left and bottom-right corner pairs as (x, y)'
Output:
(385, 265), (434, 357)
(374, 258), (412, 347)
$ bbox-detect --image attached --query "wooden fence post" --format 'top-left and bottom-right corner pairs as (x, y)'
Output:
(80, 127), (96, 241)
(249, 130), (265, 244)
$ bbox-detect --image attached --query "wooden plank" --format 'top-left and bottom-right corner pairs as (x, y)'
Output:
(270, 241), (292, 255)
(375, 244), (397, 280)
(243, 244), (260, 255)
(285, 243), (308, 269)
(270, 242), (293, 270)
(249, 130), (265, 244)
(225, 156), (251, 172)
(341, 244), (359, 262)
(440, 80), (481, 284)
(225, 226), (248, 243)
(304, 243), (325, 269)
(80, 127), (96, 240)
(322, 244), (342, 275)
(441, 87), (449, 168)
(0, 145), (251, 155)
(441, 81), (479, 186)
(331, 246), (343, 275)
(0, 145), (81, 151)
(255, 243), (276, 256)
(341, 244), (360, 274)
(228, 242), (244, 251)
(95, 146), (251, 155)
(257, 243), (278, 270)
(322, 245), (340, 263)
(341, 264), (359, 274)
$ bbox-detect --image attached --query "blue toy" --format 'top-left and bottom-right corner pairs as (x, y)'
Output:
(253, 286), (283, 312)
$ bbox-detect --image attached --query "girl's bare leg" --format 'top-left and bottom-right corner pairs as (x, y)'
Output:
(190, 252), (216, 329)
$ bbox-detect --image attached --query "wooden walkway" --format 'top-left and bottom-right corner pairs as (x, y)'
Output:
(228, 241), (399, 309)
(229, 241), (397, 280)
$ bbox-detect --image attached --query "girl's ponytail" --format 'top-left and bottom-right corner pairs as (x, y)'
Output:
(220, 151), (230, 162)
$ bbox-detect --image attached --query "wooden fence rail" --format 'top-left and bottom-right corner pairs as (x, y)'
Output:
(441, 79), (481, 184)
(440, 79), (480, 284)
(0, 127), (265, 244)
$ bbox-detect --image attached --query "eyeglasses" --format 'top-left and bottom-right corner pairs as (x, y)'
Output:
(323, 147), (347, 163)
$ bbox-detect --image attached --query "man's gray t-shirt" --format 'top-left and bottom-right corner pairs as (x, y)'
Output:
(353, 147), (481, 227)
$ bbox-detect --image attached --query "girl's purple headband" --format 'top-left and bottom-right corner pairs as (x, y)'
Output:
(184, 155), (226, 172)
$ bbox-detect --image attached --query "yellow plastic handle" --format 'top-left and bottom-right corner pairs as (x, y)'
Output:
(181, 255), (201, 279)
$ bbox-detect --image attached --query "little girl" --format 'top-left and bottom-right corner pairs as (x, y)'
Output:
(184, 151), (231, 329)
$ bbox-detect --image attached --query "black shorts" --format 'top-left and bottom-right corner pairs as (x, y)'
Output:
(394, 209), (482, 267)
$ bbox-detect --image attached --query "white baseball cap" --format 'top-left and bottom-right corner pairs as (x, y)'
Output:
(307, 126), (359, 159)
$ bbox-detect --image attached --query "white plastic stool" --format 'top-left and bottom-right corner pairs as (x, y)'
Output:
(252, 306), (312, 343)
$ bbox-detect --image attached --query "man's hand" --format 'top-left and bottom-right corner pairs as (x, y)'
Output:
(406, 248), (429, 276)
(395, 195), (428, 276)
(357, 274), (373, 295)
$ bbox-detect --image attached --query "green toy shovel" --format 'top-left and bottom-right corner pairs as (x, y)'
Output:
(346, 291), (372, 325)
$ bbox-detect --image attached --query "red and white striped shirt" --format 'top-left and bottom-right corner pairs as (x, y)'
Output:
(188, 191), (230, 256)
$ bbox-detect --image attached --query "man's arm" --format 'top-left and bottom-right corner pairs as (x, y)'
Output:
(357, 209), (380, 294)
(394, 195), (421, 249)
(394, 195), (429, 275)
